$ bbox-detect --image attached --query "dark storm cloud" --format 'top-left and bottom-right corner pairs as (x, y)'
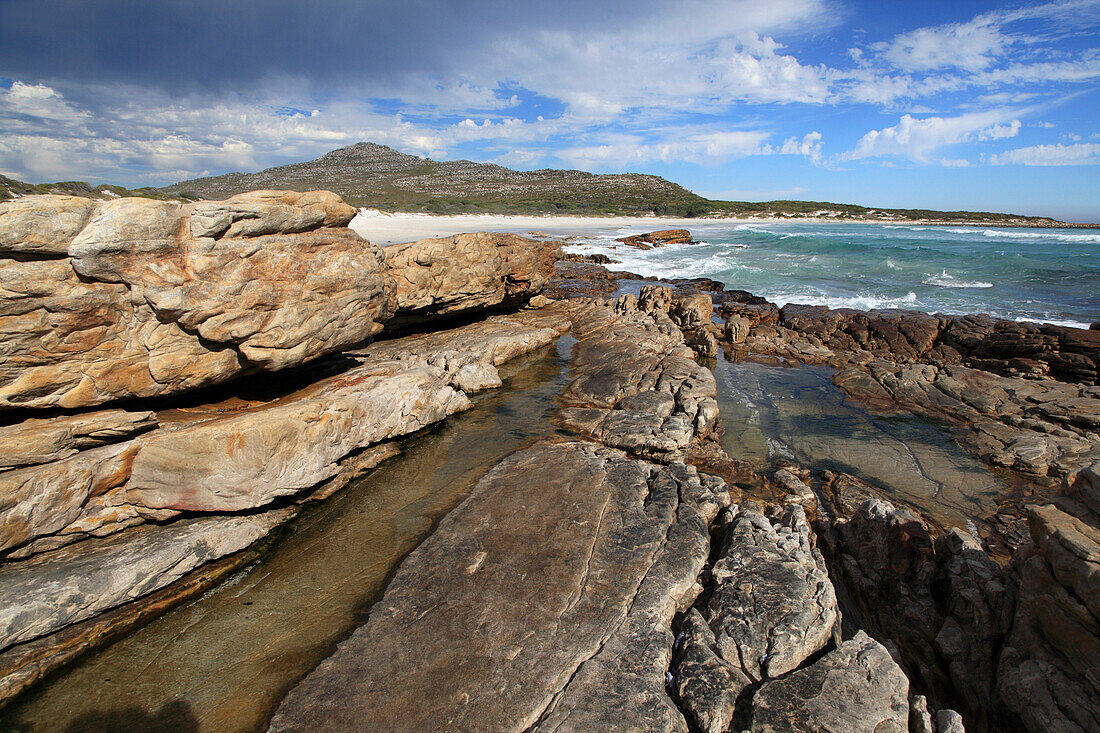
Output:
(0, 0), (649, 91)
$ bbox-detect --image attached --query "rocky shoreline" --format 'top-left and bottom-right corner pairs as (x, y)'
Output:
(0, 197), (1097, 732)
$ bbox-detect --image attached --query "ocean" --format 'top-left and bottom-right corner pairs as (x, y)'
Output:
(561, 221), (1100, 329)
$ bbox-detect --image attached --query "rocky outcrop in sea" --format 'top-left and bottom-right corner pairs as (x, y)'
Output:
(1, 196), (1097, 733)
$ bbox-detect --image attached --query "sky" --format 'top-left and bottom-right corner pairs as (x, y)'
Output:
(1, 0), (1099, 221)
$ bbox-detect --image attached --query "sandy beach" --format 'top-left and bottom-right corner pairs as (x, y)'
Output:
(348, 209), (768, 244)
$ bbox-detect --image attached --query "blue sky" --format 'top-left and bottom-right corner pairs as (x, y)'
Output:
(1, 0), (1099, 220)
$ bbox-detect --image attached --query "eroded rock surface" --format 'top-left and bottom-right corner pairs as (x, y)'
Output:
(0, 310), (569, 558)
(722, 301), (1100, 481)
(748, 631), (910, 733)
(556, 290), (719, 461)
(268, 440), (728, 733)
(673, 504), (840, 731)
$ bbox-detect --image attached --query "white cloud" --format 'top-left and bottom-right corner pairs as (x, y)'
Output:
(555, 129), (772, 169)
(989, 142), (1100, 165)
(781, 131), (823, 163)
(978, 119), (1022, 140)
(845, 109), (1024, 163)
(876, 17), (1011, 73)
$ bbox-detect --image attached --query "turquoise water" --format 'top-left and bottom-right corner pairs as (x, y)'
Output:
(564, 222), (1100, 328)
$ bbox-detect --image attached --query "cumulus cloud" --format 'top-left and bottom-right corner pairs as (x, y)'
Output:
(556, 129), (773, 169)
(989, 142), (1100, 165)
(875, 17), (1012, 73)
(781, 131), (824, 163)
(0, 0), (1098, 184)
(845, 110), (1025, 163)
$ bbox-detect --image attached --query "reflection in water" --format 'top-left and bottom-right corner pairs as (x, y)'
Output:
(4, 338), (573, 733)
(713, 353), (1011, 530)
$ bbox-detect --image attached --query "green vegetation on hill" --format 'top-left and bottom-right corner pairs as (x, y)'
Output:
(2, 144), (1067, 225)
(0, 175), (181, 203)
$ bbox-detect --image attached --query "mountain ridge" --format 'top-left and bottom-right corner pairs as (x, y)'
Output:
(2, 143), (1080, 225)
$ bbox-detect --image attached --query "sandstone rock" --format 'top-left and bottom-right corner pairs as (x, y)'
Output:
(556, 300), (719, 460)
(383, 231), (557, 325)
(670, 292), (713, 330)
(70, 197), (395, 372)
(268, 440), (728, 732)
(748, 631), (910, 733)
(0, 195), (96, 256)
(616, 229), (694, 248)
(0, 409), (156, 469)
(123, 364), (473, 512)
(0, 310), (568, 554)
(0, 257), (242, 411)
(0, 509), (291, 651)
(188, 189), (356, 239)
(0, 442), (139, 555)
(724, 316), (750, 344)
(1, 193), (558, 412)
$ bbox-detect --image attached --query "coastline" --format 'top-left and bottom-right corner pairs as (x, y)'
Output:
(351, 209), (1100, 244)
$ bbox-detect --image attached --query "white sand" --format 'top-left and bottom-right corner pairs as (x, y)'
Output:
(348, 208), (773, 244)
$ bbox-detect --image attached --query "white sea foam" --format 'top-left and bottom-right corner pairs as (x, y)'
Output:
(769, 290), (921, 311)
(1010, 315), (1093, 329)
(940, 227), (1100, 243)
(923, 269), (994, 288)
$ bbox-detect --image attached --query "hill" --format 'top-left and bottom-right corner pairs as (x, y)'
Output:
(161, 143), (711, 217)
(0, 175), (177, 203)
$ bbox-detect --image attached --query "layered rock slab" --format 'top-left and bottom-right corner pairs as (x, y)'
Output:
(556, 292), (719, 461)
(0, 509), (291, 650)
(268, 440), (729, 733)
(0, 309), (569, 557)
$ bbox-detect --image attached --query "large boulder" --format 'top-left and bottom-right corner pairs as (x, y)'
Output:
(383, 231), (558, 325)
(0, 192), (557, 411)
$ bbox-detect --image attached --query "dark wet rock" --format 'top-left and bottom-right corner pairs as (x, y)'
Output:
(747, 631), (910, 733)
(817, 478), (1013, 731)
(559, 251), (617, 265)
(268, 440), (729, 733)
